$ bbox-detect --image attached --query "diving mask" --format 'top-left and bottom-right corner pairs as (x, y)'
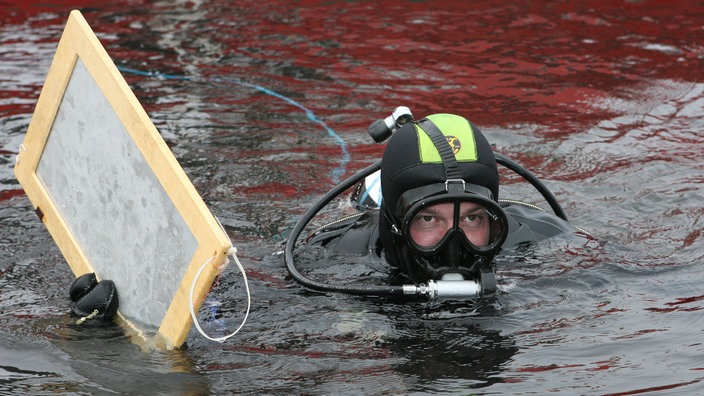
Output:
(389, 180), (508, 281)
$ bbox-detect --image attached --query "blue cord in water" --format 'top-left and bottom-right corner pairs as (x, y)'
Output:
(117, 65), (350, 183)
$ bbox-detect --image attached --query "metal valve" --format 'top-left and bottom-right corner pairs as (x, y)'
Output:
(368, 106), (414, 143)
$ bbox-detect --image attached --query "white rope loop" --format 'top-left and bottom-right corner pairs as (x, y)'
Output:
(76, 309), (99, 325)
(188, 246), (251, 343)
(15, 144), (26, 165)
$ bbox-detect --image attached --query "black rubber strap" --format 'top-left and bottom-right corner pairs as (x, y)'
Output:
(417, 118), (461, 180)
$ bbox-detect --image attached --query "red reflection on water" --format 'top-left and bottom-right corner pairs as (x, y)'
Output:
(644, 294), (704, 313)
(225, 0), (704, 136)
(603, 379), (702, 396)
(665, 294), (704, 306)
(0, 189), (24, 201)
(611, 328), (668, 340)
(515, 363), (584, 373)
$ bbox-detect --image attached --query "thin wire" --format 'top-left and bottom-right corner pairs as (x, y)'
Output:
(188, 247), (251, 343)
(117, 65), (349, 183)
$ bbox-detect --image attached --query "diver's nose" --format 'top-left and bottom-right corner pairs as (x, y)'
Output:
(437, 230), (464, 269)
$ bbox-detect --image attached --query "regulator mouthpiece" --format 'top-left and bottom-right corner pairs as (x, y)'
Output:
(368, 106), (414, 143)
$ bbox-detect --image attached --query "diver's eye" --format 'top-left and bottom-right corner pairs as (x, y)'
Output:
(419, 215), (436, 223)
(460, 213), (487, 229)
(411, 214), (440, 231)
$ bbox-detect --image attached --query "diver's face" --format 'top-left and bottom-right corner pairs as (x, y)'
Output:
(408, 201), (491, 249)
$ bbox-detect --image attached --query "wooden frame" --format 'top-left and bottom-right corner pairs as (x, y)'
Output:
(14, 10), (232, 349)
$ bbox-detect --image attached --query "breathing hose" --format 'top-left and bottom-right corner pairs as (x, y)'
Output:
(283, 160), (408, 297)
(494, 153), (568, 221)
(284, 153), (568, 298)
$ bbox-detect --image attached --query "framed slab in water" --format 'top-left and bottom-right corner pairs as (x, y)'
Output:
(14, 10), (232, 349)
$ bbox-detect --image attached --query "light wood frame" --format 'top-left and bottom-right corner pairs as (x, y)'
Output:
(14, 10), (232, 349)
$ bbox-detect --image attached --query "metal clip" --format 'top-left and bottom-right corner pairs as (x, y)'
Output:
(444, 178), (466, 192)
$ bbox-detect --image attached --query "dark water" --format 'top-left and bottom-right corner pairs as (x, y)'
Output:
(1, 1), (703, 394)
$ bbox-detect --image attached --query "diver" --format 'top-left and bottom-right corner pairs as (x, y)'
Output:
(284, 107), (584, 300)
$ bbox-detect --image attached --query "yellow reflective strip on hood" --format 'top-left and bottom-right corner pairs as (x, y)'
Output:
(416, 113), (478, 163)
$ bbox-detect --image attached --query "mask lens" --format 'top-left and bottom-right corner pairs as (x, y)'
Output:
(405, 199), (506, 254)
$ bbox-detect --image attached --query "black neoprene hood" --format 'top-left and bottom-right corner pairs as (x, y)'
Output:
(379, 114), (499, 210)
(377, 113), (502, 279)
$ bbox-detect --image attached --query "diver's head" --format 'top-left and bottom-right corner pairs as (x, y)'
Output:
(378, 113), (508, 283)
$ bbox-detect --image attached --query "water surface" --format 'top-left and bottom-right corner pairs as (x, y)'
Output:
(1, 1), (703, 395)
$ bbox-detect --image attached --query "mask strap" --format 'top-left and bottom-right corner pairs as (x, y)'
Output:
(416, 118), (461, 180)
